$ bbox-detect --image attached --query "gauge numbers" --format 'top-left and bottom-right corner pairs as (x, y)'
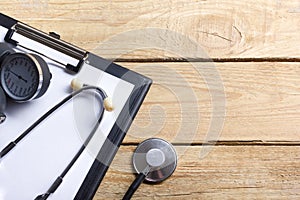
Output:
(0, 54), (40, 101)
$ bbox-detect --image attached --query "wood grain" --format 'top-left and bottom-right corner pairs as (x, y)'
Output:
(116, 62), (300, 143)
(0, 0), (299, 59)
(1, 1), (299, 199)
(94, 145), (300, 199)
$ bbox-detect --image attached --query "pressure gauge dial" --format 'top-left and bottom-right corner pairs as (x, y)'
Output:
(0, 53), (51, 102)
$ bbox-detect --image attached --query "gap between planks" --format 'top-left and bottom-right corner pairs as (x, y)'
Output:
(121, 141), (300, 146)
(113, 57), (300, 63)
(95, 145), (300, 200)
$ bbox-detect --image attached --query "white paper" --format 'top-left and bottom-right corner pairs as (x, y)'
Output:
(0, 26), (134, 200)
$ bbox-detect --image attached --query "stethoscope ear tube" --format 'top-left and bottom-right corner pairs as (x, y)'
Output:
(0, 82), (113, 199)
(34, 85), (109, 199)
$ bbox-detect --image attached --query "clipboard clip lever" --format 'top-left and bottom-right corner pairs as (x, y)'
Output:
(4, 22), (87, 73)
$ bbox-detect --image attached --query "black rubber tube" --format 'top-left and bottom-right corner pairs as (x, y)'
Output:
(122, 173), (146, 200)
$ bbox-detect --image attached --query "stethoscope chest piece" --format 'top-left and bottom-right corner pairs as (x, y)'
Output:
(133, 138), (177, 183)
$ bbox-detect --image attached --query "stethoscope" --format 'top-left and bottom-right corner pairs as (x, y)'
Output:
(0, 78), (177, 199)
(123, 138), (177, 200)
(0, 79), (113, 200)
(0, 42), (178, 199)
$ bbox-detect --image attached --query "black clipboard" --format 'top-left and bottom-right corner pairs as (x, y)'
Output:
(0, 13), (152, 200)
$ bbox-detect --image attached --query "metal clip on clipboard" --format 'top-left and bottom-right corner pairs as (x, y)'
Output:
(4, 22), (87, 73)
(0, 13), (152, 200)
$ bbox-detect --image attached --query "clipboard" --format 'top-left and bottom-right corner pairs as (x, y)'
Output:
(0, 13), (152, 200)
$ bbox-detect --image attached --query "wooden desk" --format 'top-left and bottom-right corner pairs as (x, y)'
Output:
(2, 0), (299, 199)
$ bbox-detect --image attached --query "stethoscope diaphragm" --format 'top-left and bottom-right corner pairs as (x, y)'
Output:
(122, 138), (177, 200)
(133, 138), (177, 183)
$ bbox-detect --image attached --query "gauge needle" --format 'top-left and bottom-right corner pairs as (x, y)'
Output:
(8, 69), (28, 83)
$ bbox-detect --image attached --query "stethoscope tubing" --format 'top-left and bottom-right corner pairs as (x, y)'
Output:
(0, 86), (106, 159)
(122, 173), (146, 200)
(0, 86), (107, 200)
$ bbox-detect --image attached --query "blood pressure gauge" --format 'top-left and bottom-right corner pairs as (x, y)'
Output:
(0, 52), (51, 102)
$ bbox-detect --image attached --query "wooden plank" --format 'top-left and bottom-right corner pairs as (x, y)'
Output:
(115, 62), (300, 143)
(94, 145), (300, 199)
(1, 0), (300, 59)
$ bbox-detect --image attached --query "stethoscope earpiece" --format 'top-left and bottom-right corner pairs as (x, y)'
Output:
(71, 78), (114, 112)
(0, 79), (113, 199)
(123, 138), (177, 200)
